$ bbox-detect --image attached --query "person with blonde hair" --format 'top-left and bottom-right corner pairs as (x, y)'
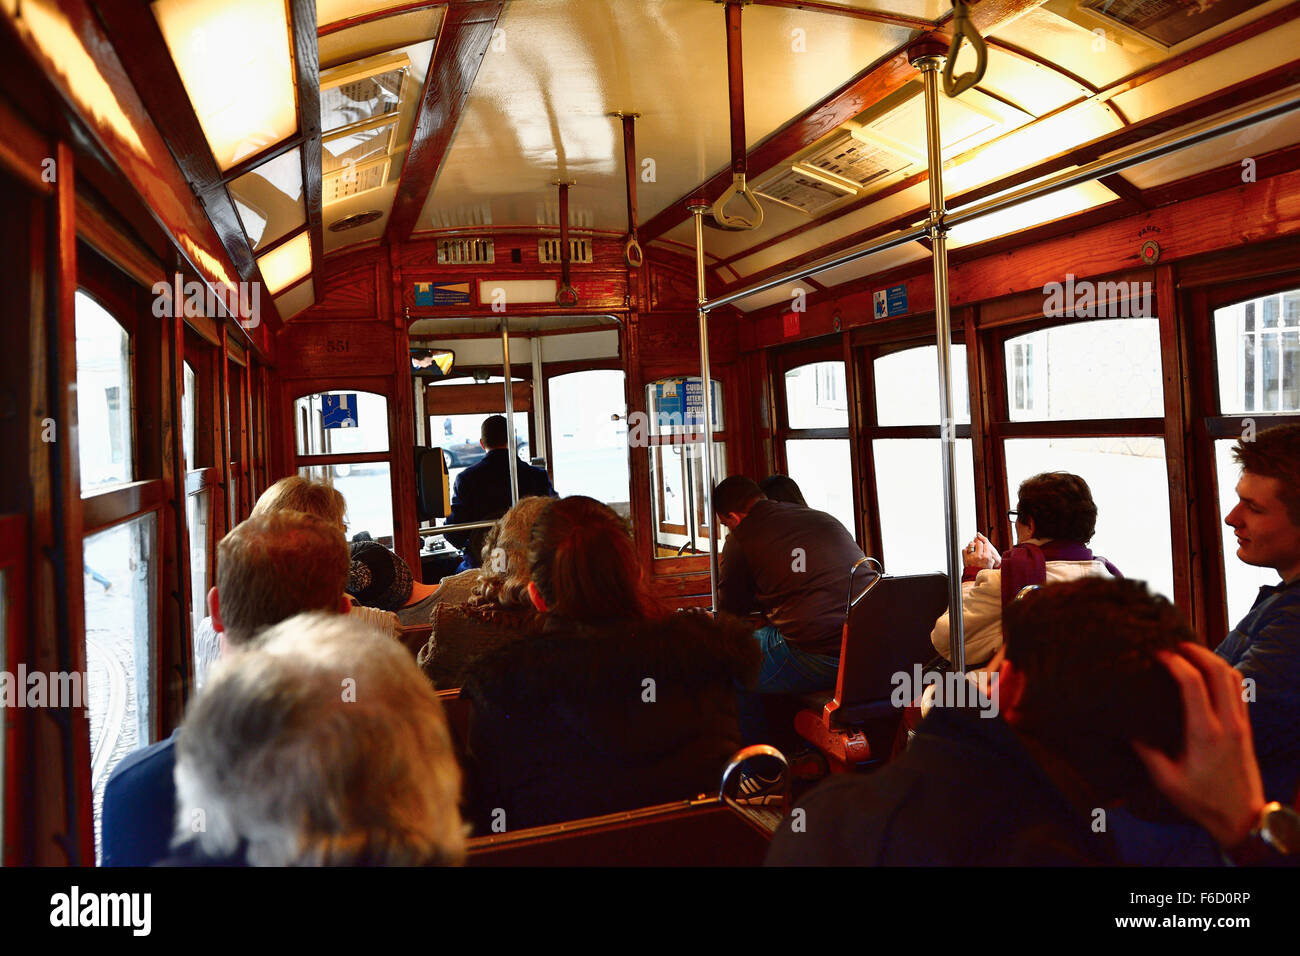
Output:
(170, 612), (465, 866)
(417, 495), (550, 688)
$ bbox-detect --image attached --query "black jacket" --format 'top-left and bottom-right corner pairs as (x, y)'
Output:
(718, 499), (865, 655)
(445, 448), (555, 565)
(461, 611), (761, 833)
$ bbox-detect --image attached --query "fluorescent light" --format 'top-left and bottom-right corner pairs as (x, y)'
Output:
(153, 0), (299, 171)
(256, 230), (311, 294)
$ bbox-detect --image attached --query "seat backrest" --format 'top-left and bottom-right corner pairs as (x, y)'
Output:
(830, 572), (949, 723)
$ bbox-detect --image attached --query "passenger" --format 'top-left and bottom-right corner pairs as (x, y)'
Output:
(168, 613), (464, 866)
(767, 579), (1216, 865)
(416, 496), (549, 689)
(444, 414), (556, 572)
(460, 495), (759, 831)
(102, 511), (350, 867)
(347, 540), (441, 627)
(759, 474), (807, 507)
(931, 471), (1119, 668)
(192, 476), (396, 686)
(713, 475), (865, 741)
(1216, 422), (1300, 804)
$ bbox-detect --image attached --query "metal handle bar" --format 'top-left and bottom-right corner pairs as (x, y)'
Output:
(943, 1), (987, 98)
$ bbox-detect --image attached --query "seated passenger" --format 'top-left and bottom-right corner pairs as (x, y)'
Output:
(759, 474), (807, 507)
(347, 540), (441, 627)
(931, 471), (1119, 668)
(445, 414), (556, 571)
(102, 511), (350, 867)
(169, 613), (464, 866)
(192, 476), (396, 687)
(713, 475), (865, 740)
(460, 496), (759, 832)
(417, 496), (550, 689)
(1216, 423), (1300, 804)
(767, 579), (1219, 865)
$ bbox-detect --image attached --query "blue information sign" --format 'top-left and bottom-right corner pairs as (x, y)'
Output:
(414, 281), (472, 307)
(872, 284), (909, 319)
(322, 393), (358, 429)
(654, 378), (719, 429)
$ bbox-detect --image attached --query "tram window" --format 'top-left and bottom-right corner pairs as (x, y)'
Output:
(1214, 440), (1284, 626)
(1214, 289), (1300, 414)
(875, 345), (969, 426)
(783, 361), (852, 532)
(186, 489), (210, 644)
(1005, 437), (1173, 600)
(548, 370), (629, 510)
(785, 361), (848, 429)
(182, 361), (196, 473)
(298, 464), (394, 543)
(874, 439), (976, 575)
(83, 513), (157, 862)
(74, 291), (133, 493)
(646, 378), (725, 557)
(294, 390), (390, 455)
(1004, 319), (1163, 422)
(431, 411), (531, 488)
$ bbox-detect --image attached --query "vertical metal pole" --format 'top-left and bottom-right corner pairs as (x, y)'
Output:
(914, 50), (966, 673)
(501, 314), (520, 506)
(688, 200), (719, 610)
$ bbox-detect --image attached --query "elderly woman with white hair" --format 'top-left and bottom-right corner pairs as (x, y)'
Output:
(168, 612), (465, 866)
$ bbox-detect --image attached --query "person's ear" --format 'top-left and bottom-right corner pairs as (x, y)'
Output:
(338, 595), (352, 615)
(1022, 515), (1036, 539)
(208, 587), (224, 633)
(997, 658), (1026, 722)
(527, 580), (548, 612)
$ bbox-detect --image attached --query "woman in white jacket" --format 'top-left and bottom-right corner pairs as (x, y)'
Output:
(931, 472), (1120, 668)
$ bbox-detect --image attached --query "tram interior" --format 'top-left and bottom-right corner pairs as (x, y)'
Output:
(3, 0), (1300, 867)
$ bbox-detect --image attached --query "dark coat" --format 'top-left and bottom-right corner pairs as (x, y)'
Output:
(461, 611), (761, 833)
(445, 449), (555, 566)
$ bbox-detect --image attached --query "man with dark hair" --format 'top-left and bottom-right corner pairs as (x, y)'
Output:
(102, 511), (351, 866)
(1217, 422), (1300, 804)
(932, 471), (1118, 667)
(759, 474), (807, 507)
(769, 580), (1199, 865)
(444, 414), (555, 571)
(713, 475), (865, 738)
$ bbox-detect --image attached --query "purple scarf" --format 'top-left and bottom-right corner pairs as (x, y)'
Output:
(997, 541), (1122, 609)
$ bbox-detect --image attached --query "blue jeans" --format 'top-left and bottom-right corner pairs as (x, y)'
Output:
(737, 626), (839, 744)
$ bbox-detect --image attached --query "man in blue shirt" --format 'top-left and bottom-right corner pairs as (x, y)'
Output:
(101, 511), (350, 866)
(444, 414), (555, 570)
(1217, 422), (1300, 805)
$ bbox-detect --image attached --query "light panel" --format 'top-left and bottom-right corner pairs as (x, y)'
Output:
(256, 230), (312, 295)
(153, 0), (299, 172)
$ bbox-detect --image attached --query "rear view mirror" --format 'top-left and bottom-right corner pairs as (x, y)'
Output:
(411, 348), (454, 377)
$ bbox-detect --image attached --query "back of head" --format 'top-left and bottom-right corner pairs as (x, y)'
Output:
(216, 511), (348, 646)
(347, 541), (413, 611)
(712, 475), (764, 517)
(1002, 578), (1187, 802)
(1015, 472), (1097, 544)
(1232, 422), (1300, 525)
(252, 475), (346, 531)
(472, 495), (551, 609)
(528, 495), (663, 621)
(759, 474), (806, 507)
(174, 612), (464, 866)
(480, 414), (508, 449)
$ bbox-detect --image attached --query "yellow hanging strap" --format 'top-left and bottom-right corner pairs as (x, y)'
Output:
(943, 0), (987, 98)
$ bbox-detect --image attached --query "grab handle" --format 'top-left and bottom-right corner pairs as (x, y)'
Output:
(943, 1), (987, 98)
(711, 173), (764, 231)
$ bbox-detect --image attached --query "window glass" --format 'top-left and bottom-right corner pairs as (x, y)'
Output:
(549, 370), (629, 515)
(650, 443), (727, 558)
(1214, 289), (1300, 414)
(1004, 319), (1163, 422)
(1005, 437), (1172, 600)
(294, 390), (389, 455)
(430, 412), (531, 489)
(785, 439), (854, 535)
(182, 361), (197, 473)
(785, 361), (848, 429)
(75, 291), (133, 492)
(229, 475), (238, 528)
(1214, 440), (1286, 627)
(875, 345), (969, 426)
(187, 489), (210, 643)
(873, 439), (976, 575)
(645, 378), (724, 435)
(298, 464), (393, 544)
(84, 513), (156, 862)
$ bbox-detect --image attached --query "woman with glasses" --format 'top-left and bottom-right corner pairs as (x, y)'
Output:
(930, 472), (1121, 668)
